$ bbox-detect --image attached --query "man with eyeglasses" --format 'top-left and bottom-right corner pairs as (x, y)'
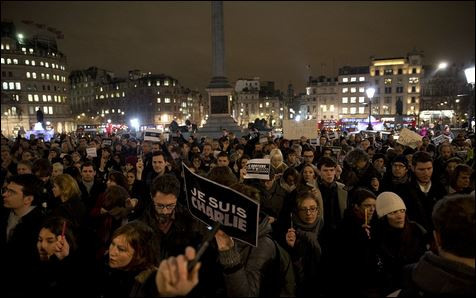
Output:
(0, 174), (45, 296)
(295, 147), (316, 173)
(139, 174), (204, 261)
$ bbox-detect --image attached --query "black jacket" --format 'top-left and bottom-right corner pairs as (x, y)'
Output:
(399, 252), (475, 298)
(0, 206), (45, 296)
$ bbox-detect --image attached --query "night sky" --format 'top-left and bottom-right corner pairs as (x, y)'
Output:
(2, 1), (474, 93)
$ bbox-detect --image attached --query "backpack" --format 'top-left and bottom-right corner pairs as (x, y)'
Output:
(271, 239), (296, 297)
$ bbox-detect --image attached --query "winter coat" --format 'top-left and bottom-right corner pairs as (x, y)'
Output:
(0, 206), (45, 297)
(96, 261), (158, 298)
(334, 208), (382, 296)
(376, 218), (429, 295)
(399, 252), (475, 298)
(287, 213), (323, 297)
(218, 220), (278, 297)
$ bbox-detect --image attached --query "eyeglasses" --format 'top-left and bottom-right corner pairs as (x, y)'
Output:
(154, 203), (176, 211)
(298, 206), (319, 214)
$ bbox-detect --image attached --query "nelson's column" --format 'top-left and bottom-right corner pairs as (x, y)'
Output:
(199, 1), (242, 138)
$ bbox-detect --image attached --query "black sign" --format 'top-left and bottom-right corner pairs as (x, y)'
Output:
(182, 163), (259, 246)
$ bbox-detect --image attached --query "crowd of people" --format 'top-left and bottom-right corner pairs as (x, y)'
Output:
(1, 127), (474, 297)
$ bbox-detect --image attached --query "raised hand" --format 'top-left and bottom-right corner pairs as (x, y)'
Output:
(54, 235), (70, 260)
(286, 228), (296, 247)
(156, 246), (200, 297)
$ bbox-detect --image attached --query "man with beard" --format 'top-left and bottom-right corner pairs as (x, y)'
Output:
(139, 174), (204, 261)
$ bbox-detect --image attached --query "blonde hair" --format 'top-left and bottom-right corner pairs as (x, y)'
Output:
(53, 174), (81, 201)
(52, 162), (64, 171)
(269, 148), (284, 166)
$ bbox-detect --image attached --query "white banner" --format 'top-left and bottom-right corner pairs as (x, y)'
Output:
(144, 129), (161, 142)
(283, 119), (317, 140)
(244, 159), (271, 180)
(397, 128), (422, 149)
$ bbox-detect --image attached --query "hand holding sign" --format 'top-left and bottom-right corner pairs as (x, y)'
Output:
(214, 229), (235, 251)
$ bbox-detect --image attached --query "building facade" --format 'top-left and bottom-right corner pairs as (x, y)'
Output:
(337, 66), (371, 130)
(1, 22), (73, 137)
(69, 68), (204, 130)
(233, 78), (285, 128)
(300, 76), (338, 127)
(420, 63), (472, 126)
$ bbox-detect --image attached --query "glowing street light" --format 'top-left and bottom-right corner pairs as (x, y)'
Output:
(366, 87), (376, 130)
(465, 66), (475, 86)
(130, 118), (140, 131)
(437, 62), (448, 70)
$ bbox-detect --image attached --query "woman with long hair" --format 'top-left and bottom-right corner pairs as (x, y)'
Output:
(51, 174), (87, 229)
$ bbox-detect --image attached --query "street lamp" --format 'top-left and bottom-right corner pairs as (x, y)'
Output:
(437, 62), (448, 70)
(464, 66), (475, 130)
(366, 87), (376, 130)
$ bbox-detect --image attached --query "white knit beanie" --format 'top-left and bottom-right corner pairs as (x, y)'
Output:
(376, 192), (406, 218)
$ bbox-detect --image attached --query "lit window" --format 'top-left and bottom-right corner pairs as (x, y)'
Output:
(40, 61), (44, 66)
(9, 82), (15, 89)
(54, 95), (57, 102)
(100, 87), (103, 92)
(31, 60), (36, 66)
(118, 109), (121, 113)
(359, 107), (365, 114)
(148, 81), (151, 86)
(15, 82), (21, 90)
(359, 77), (365, 82)
(359, 87), (365, 93)
(259, 103), (263, 108)
(122, 92), (125, 97)
(13, 59), (18, 64)
(350, 87), (356, 93)
(25, 60), (30, 65)
(342, 88), (348, 93)
(34, 95), (39, 101)
(157, 98), (161, 103)
(164, 98), (171, 103)
(164, 80), (169, 86)
(1, 58), (4, 64)
(350, 107), (356, 114)
(29, 48), (33, 53)
(112, 109), (115, 113)
(321, 105), (327, 112)
(342, 107), (348, 114)
(359, 96), (365, 103)
(2, 82), (8, 90)
(41, 73), (45, 79)
(330, 105), (334, 112)
(46, 74), (50, 80)
(0, 44), (3, 50)
(32, 72), (36, 79)
(156, 81), (160, 86)
(45, 62), (49, 68)
(7, 58), (12, 64)
(48, 95), (52, 102)
(350, 97), (356, 103)
(350, 77), (356, 82)
(49, 106), (53, 114)
(342, 77), (348, 83)
(42, 95), (47, 102)
(409, 77), (419, 84)
(266, 102), (269, 107)
(26, 72), (31, 78)
(6, 44), (10, 50)
(28, 94), (33, 102)
(342, 97), (348, 103)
